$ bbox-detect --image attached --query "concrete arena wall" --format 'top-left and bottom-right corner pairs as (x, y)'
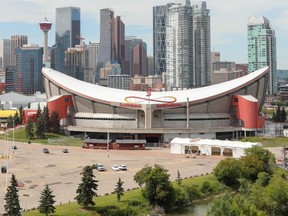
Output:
(43, 67), (268, 136)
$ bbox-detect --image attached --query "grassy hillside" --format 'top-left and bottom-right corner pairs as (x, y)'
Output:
(24, 174), (219, 216)
(0, 127), (83, 146)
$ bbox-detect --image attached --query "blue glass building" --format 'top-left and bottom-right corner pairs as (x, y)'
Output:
(16, 46), (43, 95)
(53, 7), (80, 73)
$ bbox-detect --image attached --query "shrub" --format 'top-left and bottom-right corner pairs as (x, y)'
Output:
(200, 181), (215, 195)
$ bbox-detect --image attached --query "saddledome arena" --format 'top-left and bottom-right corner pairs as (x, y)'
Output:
(42, 67), (268, 145)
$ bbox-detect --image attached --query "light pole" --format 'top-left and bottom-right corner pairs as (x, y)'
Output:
(13, 120), (15, 146)
(107, 130), (110, 158)
(4, 123), (8, 190)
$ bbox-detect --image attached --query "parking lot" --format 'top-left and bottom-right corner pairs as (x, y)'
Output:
(0, 141), (232, 213)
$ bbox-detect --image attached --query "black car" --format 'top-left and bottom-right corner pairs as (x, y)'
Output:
(43, 148), (49, 154)
(62, 148), (69, 153)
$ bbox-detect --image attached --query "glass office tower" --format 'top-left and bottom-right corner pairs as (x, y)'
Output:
(248, 16), (277, 95)
(16, 46), (43, 95)
(56, 7), (80, 49)
(54, 7), (80, 73)
(96, 8), (114, 82)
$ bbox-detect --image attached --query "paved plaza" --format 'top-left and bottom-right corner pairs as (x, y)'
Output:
(0, 141), (283, 214)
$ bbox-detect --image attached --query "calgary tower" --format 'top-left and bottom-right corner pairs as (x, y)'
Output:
(39, 17), (52, 64)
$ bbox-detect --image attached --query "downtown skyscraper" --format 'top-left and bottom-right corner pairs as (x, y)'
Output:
(192, 2), (211, 87)
(96, 8), (114, 81)
(248, 16), (277, 95)
(52, 7), (80, 73)
(10, 35), (28, 67)
(55, 7), (80, 49)
(153, 1), (211, 89)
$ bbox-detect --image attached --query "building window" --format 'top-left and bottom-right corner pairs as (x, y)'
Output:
(234, 98), (238, 103)
(65, 98), (70, 102)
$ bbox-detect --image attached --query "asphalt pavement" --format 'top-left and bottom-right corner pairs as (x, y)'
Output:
(1, 141), (281, 214)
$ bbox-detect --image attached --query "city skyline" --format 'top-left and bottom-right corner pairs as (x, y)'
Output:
(0, 0), (288, 68)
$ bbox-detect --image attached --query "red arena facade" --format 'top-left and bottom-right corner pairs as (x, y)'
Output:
(42, 67), (268, 145)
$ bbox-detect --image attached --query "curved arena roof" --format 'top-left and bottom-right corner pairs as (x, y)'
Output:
(42, 67), (268, 105)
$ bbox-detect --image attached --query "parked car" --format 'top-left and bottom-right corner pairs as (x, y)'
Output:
(62, 148), (69, 153)
(111, 165), (121, 171)
(43, 148), (49, 154)
(11, 145), (17, 150)
(118, 165), (127, 171)
(96, 163), (106, 171)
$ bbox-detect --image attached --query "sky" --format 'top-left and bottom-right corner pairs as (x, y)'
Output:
(0, 0), (288, 68)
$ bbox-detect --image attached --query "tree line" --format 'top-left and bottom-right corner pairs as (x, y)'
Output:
(272, 105), (287, 122)
(25, 105), (61, 139)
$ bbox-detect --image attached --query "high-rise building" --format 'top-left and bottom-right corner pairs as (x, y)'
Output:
(248, 16), (277, 94)
(153, 3), (175, 75)
(54, 7), (80, 73)
(56, 7), (80, 49)
(192, 1), (211, 87)
(166, 1), (193, 89)
(114, 16), (125, 62)
(125, 36), (145, 76)
(10, 35), (28, 67)
(5, 67), (16, 92)
(16, 45), (43, 94)
(147, 56), (154, 76)
(2, 39), (11, 68)
(65, 46), (84, 81)
(96, 8), (114, 81)
(84, 42), (99, 83)
(132, 43), (148, 77)
(153, 1), (211, 89)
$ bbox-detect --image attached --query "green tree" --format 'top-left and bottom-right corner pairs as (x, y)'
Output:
(50, 111), (60, 134)
(18, 105), (23, 124)
(25, 118), (34, 139)
(251, 172), (288, 216)
(176, 170), (182, 186)
(7, 115), (13, 128)
(42, 106), (50, 133)
(13, 112), (20, 126)
(35, 114), (45, 139)
(213, 158), (241, 189)
(75, 165), (98, 208)
(207, 194), (265, 216)
(38, 184), (56, 216)
(239, 155), (265, 182)
(280, 107), (287, 122)
(274, 105), (281, 122)
(36, 104), (41, 120)
(244, 146), (275, 175)
(134, 164), (176, 210)
(114, 177), (124, 202)
(4, 174), (22, 216)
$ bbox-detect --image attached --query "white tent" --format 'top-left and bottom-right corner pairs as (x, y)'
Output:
(170, 138), (262, 158)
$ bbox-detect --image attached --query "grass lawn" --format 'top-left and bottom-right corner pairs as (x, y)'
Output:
(240, 137), (288, 147)
(0, 127), (83, 146)
(24, 186), (149, 216)
(24, 174), (218, 216)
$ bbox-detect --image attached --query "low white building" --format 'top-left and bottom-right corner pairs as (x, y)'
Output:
(170, 138), (262, 158)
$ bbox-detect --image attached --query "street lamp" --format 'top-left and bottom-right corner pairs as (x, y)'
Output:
(107, 129), (110, 158)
